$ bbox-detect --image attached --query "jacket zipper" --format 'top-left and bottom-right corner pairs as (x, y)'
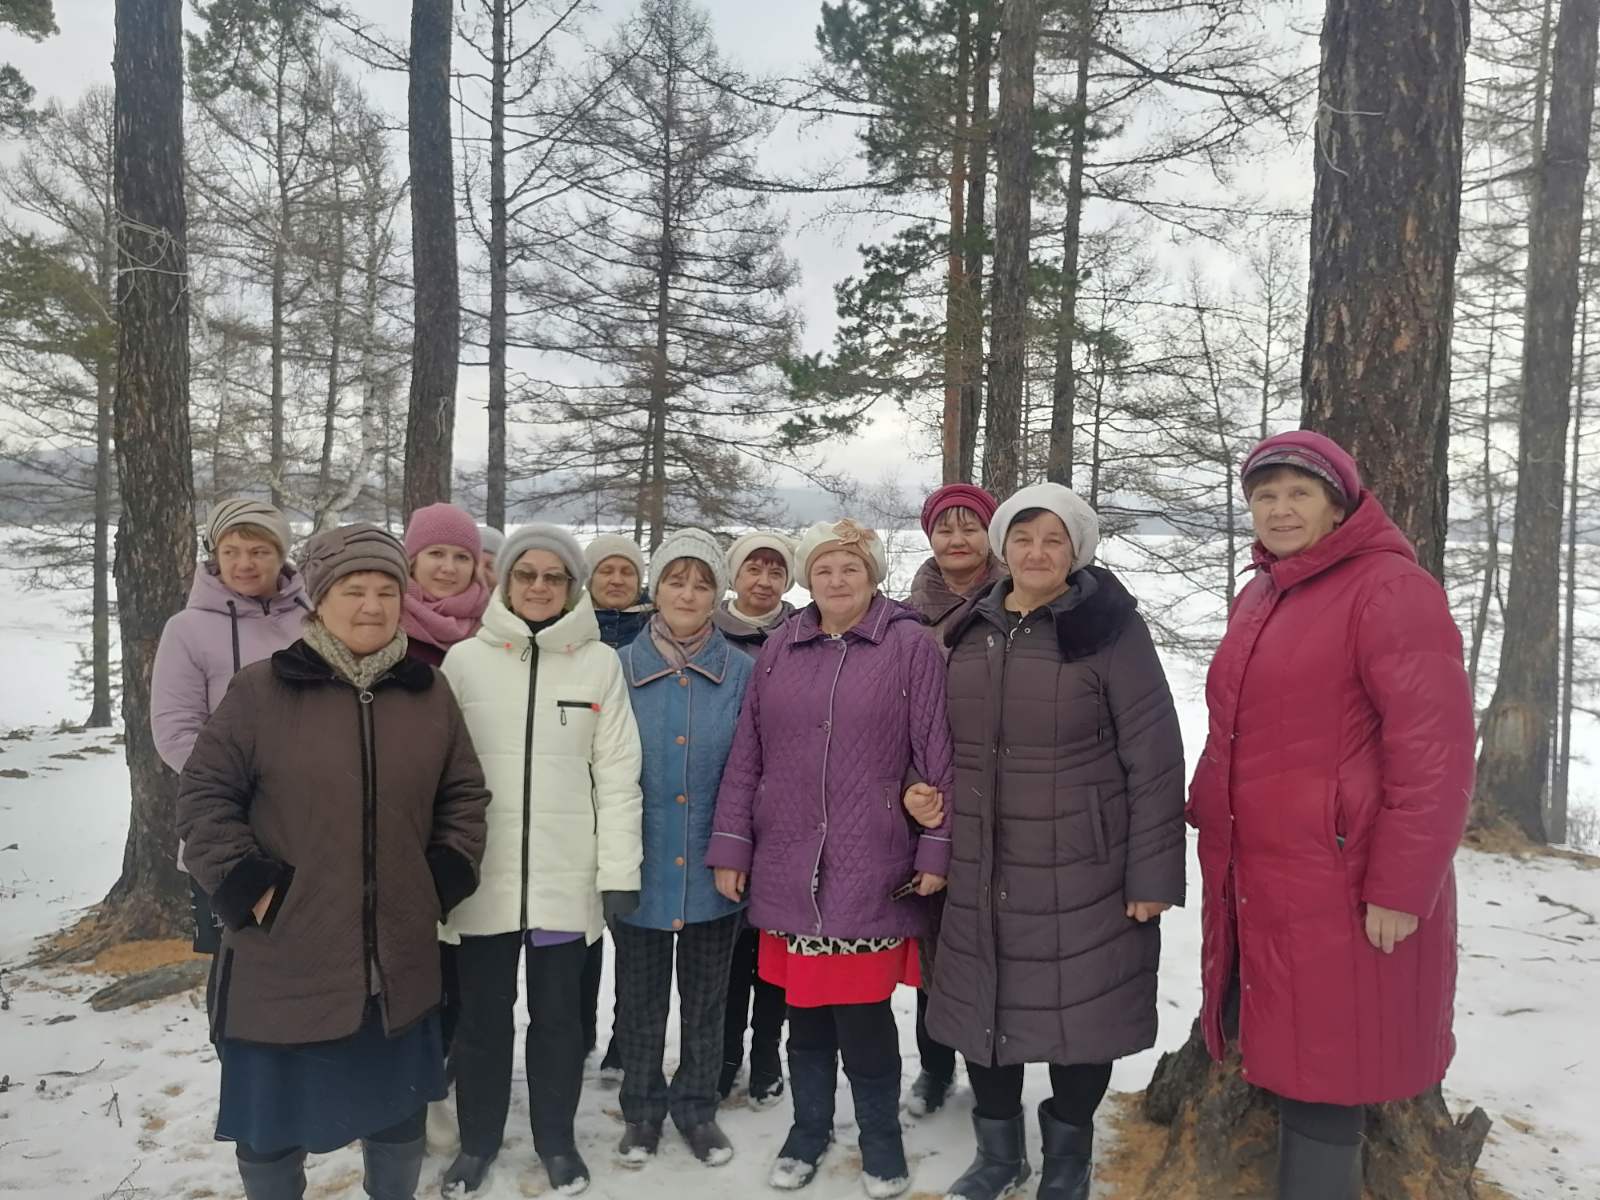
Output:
(986, 619), (1022, 1029)
(520, 640), (539, 932)
(356, 688), (388, 1003)
(812, 636), (850, 934)
(227, 602), (241, 674)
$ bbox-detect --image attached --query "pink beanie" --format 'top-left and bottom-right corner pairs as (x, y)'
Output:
(1241, 430), (1361, 508)
(403, 502), (482, 560)
(921, 483), (999, 538)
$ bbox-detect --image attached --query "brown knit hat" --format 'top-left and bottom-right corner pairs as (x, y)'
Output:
(300, 523), (410, 606)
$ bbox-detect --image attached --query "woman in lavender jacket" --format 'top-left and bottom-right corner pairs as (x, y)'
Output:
(150, 498), (308, 952)
(708, 518), (955, 1199)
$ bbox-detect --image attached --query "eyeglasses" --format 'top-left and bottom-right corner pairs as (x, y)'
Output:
(511, 569), (571, 588)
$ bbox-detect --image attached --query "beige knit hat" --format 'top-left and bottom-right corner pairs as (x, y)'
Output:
(795, 518), (888, 590)
(650, 528), (728, 596)
(205, 497), (292, 558)
(300, 523), (410, 606)
(583, 533), (647, 582)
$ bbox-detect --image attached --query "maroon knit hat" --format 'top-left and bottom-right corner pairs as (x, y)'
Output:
(403, 502), (482, 560)
(1241, 430), (1361, 508)
(921, 483), (1000, 538)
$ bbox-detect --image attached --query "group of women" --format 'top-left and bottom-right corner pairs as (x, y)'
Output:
(159, 428), (1475, 1200)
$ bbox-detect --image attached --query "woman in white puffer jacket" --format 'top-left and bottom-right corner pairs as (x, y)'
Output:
(440, 523), (643, 1196)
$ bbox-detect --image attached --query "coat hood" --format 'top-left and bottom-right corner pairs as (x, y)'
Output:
(186, 562), (309, 618)
(476, 586), (602, 655)
(906, 554), (1005, 628)
(1250, 489), (1416, 592)
(957, 564), (1138, 663)
(270, 638), (435, 692)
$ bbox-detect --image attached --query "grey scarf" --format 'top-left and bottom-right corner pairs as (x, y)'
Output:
(303, 619), (409, 690)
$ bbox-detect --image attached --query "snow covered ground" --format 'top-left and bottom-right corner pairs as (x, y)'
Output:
(1, 543), (1598, 1198)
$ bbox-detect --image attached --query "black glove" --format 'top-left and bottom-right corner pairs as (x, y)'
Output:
(602, 890), (640, 924)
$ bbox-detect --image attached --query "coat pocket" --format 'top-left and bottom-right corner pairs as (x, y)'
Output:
(1089, 788), (1110, 865)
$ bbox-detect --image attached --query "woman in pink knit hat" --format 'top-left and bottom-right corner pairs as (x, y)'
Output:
(1189, 430), (1474, 1198)
(898, 482), (1004, 1121)
(402, 503), (490, 669)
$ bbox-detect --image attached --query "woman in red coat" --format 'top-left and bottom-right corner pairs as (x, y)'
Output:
(1188, 431), (1474, 1199)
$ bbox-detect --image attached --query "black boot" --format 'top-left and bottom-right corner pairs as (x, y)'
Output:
(749, 1039), (785, 1109)
(906, 1069), (954, 1118)
(541, 1148), (592, 1195)
(943, 1111), (1032, 1200)
(682, 1119), (735, 1166)
(1276, 1123), (1361, 1200)
(718, 1056), (741, 1101)
(768, 1046), (836, 1190)
(617, 1121), (662, 1168)
(440, 1151), (496, 1195)
(1036, 1101), (1093, 1200)
(361, 1135), (423, 1200)
(848, 1069), (909, 1199)
(236, 1150), (307, 1200)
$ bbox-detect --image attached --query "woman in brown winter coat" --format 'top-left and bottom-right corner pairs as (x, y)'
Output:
(178, 523), (490, 1200)
(925, 483), (1186, 1200)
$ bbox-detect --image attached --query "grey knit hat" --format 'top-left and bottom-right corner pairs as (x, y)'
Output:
(205, 497), (292, 558)
(478, 525), (505, 557)
(649, 528), (728, 597)
(300, 523), (410, 606)
(498, 524), (586, 603)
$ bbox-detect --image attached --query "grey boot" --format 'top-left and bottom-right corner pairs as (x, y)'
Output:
(236, 1150), (307, 1200)
(361, 1134), (424, 1200)
(943, 1111), (1032, 1200)
(1276, 1123), (1361, 1200)
(1035, 1101), (1093, 1200)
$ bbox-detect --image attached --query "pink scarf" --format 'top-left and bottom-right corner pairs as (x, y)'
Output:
(401, 577), (489, 652)
(649, 612), (713, 670)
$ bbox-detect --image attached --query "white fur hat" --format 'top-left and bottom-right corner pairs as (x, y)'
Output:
(989, 483), (1100, 573)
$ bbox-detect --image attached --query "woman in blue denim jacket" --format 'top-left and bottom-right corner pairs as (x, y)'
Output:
(614, 528), (755, 1170)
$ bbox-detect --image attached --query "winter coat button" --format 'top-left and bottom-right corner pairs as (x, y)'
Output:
(675, 856), (685, 867)
(675, 735), (687, 745)
(678, 676), (689, 687)
(672, 919), (684, 930)
(676, 794), (687, 805)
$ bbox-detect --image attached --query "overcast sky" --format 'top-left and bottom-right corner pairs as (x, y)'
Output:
(1, 0), (1319, 505)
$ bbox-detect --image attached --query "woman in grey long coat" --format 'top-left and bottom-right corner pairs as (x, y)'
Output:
(925, 483), (1186, 1200)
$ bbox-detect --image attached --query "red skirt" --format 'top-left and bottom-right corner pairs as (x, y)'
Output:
(758, 931), (921, 1008)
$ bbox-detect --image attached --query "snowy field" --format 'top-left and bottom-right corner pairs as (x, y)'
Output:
(1, 535), (1597, 1198)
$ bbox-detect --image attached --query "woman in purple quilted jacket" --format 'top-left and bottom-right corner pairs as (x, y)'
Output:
(708, 517), (955, 1199)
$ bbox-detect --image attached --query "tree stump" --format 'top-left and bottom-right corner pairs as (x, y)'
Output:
(1138, 1020), (1492, 1199)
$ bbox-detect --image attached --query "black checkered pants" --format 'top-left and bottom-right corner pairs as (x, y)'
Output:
(612, 911), (741, 1130)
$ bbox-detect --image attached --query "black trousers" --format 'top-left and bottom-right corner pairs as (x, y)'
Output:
(452, 932), (588, 1159)
(723, 924), (787, 1070)
(786, 999), (899, 1079)
(1279, 1096), (1364, 1145)
(581, 936), (605, 1054)
(965, 1060), (1113, 1125)
(915, 987), (956, 1082)
(235, 1108), (424, 1163)
(614, 913), (741, 1129)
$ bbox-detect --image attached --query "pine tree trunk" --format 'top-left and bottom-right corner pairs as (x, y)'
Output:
(941, 2), (971, 485)
(1143, 1022), (1491, 1199)
(958, 6), (994, 484)
(89, 176), (117, 730)
(1475, 0), (1600, 843)
(106, 0), (195, 942)
(270, 58), (290, 509)
(1046, 0), (1091, 488)
(317, 159), (346, 522)
(486, 0), (508, 529)
(405, 0), (460, 518)
(1299, 0), (1468, 583)
(1135, 1), (1489, 1190)
(982, 0), (1036, 497)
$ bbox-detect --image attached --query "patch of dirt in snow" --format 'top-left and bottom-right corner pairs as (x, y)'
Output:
(75, 938), (206, 976)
